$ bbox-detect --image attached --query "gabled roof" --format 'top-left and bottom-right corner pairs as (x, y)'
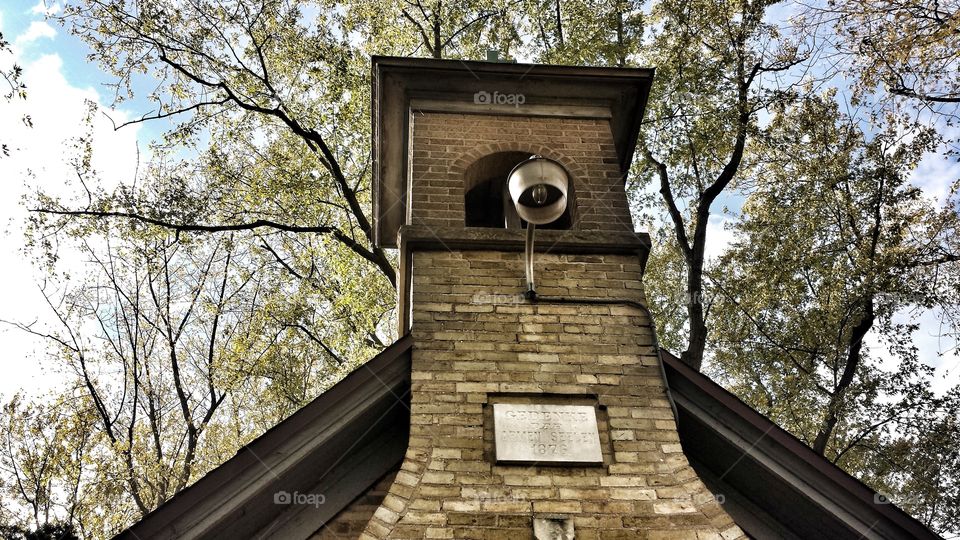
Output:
(114, 335), (413, 540)
(114, 335), (941, 540)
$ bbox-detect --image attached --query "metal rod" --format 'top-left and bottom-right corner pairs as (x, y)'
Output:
(524, 223), (536, 299)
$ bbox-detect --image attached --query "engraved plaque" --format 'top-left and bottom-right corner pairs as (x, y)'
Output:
(493, 403), (603, 464)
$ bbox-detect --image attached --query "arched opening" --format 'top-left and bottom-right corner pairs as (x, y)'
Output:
(464, 152), (574, 230)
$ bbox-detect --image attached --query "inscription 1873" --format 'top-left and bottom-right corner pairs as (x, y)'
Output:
(492, 403), (603, 464)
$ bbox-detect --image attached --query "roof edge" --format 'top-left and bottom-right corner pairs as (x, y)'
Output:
(660, 348), (942, 540)
(372, 55), (656, 80)
(114, 335), (414, 539)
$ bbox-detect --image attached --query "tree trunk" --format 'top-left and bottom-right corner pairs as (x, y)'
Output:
(812, 298), (875, 455)
(433, 2), (442, 58)
(682, 291), (707, 370)
(682, 240), (708, 369)
(554, 0), (564, 46)
(615, 6), (625, 67)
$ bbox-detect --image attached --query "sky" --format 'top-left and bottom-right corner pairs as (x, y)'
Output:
(0, 0), (148, 400)
(0, 0), (959, 403)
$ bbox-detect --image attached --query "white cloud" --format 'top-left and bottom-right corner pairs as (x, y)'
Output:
(0, 37), (142, 399)
(704, 215), (736, 262)
(30, 1), (61, 16)
(14, 20), (56, 47)
(911, 149), (960, 206)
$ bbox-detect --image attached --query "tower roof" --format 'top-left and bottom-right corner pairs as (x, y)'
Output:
(371, 56), (655, 248)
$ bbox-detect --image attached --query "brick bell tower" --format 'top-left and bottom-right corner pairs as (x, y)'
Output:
(365, 56), (744, 540)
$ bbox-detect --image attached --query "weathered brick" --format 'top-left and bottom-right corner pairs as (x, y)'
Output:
(533, 500), (582, 513)
(654, 501), (699, 514)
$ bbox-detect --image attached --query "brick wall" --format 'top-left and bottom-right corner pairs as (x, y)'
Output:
(312, 470), (399, 539)
(409, 112), (635, 234)
(360, 250), (743, 540)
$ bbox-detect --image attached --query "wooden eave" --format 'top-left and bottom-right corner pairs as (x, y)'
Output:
(660, 349), (943, 540)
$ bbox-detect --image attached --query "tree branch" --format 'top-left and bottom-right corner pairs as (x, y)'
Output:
(646, 149), (692, 257)
(31, 207), (396, 286)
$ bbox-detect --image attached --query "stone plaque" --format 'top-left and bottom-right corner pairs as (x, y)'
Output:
(493, 403), (603, 464)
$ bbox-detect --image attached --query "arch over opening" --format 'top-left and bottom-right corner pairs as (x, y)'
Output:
(464, 152), (574, 230)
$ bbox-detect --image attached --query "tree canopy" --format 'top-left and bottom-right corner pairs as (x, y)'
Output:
(1, 29), (31, 157)
(2, 0), (959, 537)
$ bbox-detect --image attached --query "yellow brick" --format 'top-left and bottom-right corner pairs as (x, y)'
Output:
(533, 500), (582, 513)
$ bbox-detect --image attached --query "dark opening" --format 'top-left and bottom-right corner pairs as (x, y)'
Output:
(464, 152), (574, 230)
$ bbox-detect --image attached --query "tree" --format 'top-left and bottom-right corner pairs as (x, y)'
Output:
(800, 0), (960, 107)
(521, 0), (643, 67)
(0, 522), (80, 540)
(10, 130), (381, 533)
(795, 0), (960, 159)
(42, 0), (399, 348)
(50, 0), (396, 286)
(346, 0), (517, 59)
(638, 0), (807, 370)
(4, 222), (369, 535)
(1, 30), (32, 157)
(0, 397), (91, 535)
(708, 93), (960, 533)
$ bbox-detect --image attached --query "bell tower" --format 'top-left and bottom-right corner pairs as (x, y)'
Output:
(363, 56), (744, 540)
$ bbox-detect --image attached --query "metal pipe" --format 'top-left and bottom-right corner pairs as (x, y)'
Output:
(524, 223), (537, 299)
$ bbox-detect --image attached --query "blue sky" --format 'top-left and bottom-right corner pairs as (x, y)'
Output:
(2, 0), (166, 139)
(0, 0), (153, 399)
